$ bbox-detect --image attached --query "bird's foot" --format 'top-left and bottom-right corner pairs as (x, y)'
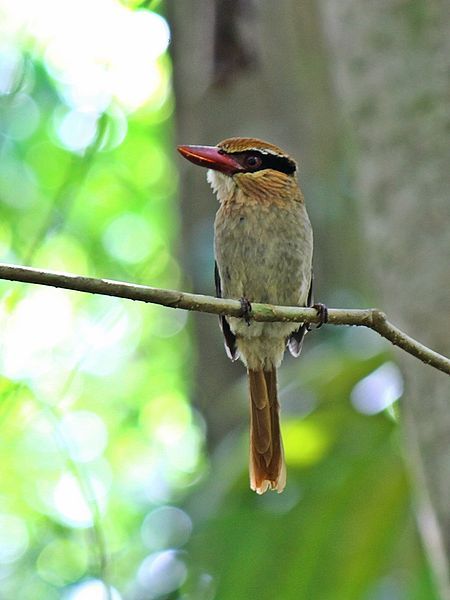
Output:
(306, 303), (328, 331)
(312, 303), (328, 329)
(239, 297), (252, 326)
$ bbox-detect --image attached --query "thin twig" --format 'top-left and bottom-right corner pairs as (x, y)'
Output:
(0, 262), (448, 376)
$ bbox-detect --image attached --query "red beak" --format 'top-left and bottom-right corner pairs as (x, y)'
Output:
(177, 145), (243, 175)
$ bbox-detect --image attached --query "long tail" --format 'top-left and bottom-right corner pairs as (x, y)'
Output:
(247, 368), (286, 494)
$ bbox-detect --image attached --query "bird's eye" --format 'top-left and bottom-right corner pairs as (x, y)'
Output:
(244, 154), (262, 169)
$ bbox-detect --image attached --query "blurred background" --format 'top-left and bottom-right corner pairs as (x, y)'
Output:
(0, 1), (448, 598)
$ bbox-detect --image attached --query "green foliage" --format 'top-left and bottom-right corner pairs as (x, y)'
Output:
(0, 5), (199, 598)
(182, 346), (438, 599)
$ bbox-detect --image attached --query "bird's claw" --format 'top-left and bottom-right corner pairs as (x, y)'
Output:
(240, 297), (252, 326)
(312, 302), (328, 329)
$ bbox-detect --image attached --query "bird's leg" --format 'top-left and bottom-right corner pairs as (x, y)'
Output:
(240, 297), (252, 326)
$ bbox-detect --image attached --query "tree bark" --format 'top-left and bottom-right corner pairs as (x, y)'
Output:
(321, 1), (450, 595)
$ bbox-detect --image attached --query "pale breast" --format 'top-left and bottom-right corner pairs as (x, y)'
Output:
(215, 200), (313, 308)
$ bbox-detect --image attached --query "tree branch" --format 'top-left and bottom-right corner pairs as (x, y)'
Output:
(0, 262), (449, 376)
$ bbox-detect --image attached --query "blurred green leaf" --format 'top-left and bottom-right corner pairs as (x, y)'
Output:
(184, 352), (438, 600)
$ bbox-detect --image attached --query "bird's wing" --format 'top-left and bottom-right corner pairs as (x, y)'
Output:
(215, 262), (239, 361)
(287, 270), (314, 358)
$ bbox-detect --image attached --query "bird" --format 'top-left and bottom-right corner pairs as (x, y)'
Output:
(177, 137), (324, 494)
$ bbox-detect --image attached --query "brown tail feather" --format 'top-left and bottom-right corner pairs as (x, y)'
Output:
(248, 368), (286, 494)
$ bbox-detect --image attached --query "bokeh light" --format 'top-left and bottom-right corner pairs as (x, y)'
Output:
(54, 109), (99, 153)
(137, 550), (187, 598)
(52, 472), (106, 528)
(58, 410), (108, 463)
(1, 0), (170, 112)
(0, 514), (29, 564)
(0, 288), (74, 380)
(351, 362), (404, 415)
(283, 420), (331, 466)
(63, 579), (122, 600)
(102, 213), (157, 264)
(37, 540), (88, 587)
(2, 93), (40, 140)
(141, 506), (192, 551)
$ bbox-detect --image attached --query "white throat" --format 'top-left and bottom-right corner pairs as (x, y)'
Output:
(206, 169), (236, 203)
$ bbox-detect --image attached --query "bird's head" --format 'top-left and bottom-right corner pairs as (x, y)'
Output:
(177, 137), (300, 204)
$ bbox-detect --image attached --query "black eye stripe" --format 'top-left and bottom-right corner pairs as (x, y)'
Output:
(229, 150), (296, 175)
(258, 153), (296, 175)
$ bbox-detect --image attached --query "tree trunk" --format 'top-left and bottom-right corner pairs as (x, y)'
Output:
(322, 1), (450, 595)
